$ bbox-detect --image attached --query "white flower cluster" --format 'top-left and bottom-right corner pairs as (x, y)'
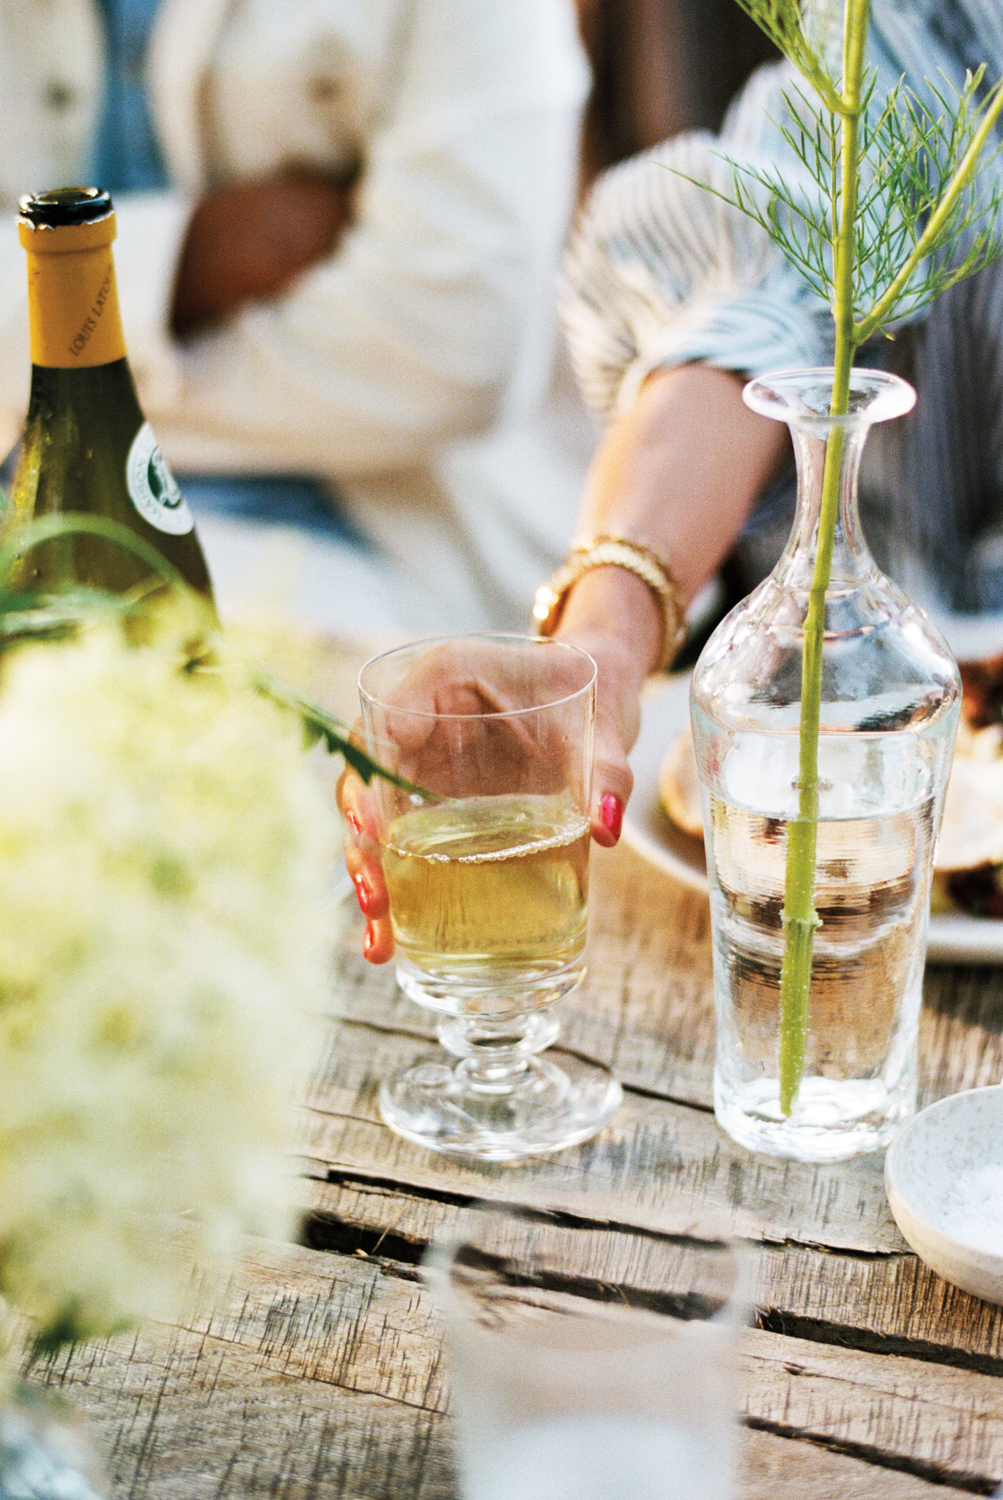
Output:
(0, 627), (338, 1346)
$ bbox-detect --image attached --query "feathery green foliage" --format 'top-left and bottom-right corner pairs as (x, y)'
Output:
(720, 60), (1003, 341)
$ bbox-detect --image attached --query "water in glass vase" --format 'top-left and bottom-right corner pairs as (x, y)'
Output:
(702, 723), (939, 1161)
(382, 792), (590, 1013)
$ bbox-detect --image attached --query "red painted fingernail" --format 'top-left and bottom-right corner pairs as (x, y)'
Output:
(599, 793), (623, 839)
(353, 872), (375, 914)
(364, 922), (377, 958)
(346, 809), (363, 836)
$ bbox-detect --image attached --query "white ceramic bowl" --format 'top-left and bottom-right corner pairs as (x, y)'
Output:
(885, 1085), (1003, 1304)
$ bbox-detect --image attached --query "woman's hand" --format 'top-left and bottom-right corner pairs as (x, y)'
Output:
(549, 363), (791, 842)
(338, 646), (556, 967)
(337, 621), (643, 962)
(337, 635), (603, 965)
(337, 365), (788, 963)
(339, 765), (395, 963)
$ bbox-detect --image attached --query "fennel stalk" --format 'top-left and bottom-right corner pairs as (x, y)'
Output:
(721, 0), (1003, 1112)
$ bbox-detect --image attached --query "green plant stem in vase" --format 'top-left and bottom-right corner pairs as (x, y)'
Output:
(690, 0), (1003, 1155)
(765, 0), (1003, 1115)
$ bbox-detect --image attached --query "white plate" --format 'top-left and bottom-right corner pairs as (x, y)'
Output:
(885, 1086), (1003, 1304)
(622, 673), (1003, 965)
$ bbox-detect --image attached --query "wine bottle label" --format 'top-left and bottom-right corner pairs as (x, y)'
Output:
(126, 425), (195, 536)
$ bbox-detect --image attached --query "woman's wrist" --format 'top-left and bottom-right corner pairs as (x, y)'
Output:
(534, 533), (686, 673)
(555, 564), (666, 683)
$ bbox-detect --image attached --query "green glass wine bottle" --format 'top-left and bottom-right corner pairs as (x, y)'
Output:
(4, 186), (214, 602)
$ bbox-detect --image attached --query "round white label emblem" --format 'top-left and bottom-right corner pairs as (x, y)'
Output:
(125, 423), (194, 536)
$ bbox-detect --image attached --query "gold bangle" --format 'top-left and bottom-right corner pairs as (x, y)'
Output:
(532, 533), (686, 673)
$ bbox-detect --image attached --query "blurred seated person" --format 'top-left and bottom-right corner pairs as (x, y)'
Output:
(0, 0), (592, 633)
(547, 0), (1003, 850)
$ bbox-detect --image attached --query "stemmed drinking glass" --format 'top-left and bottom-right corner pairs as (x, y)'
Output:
(358, 633), (621, 1160)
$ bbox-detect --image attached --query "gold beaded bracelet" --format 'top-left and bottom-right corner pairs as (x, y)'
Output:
(532, 533), (687, 673)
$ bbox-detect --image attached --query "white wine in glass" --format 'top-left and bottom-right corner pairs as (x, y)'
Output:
(382, 792), (590, 986)
(359, 633), (621, 1161)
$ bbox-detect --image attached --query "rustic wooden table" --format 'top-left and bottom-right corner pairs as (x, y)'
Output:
(24, 636), (1003, 1500)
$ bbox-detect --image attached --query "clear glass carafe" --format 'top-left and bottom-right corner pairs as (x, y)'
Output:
(690, 369), (960, 1162)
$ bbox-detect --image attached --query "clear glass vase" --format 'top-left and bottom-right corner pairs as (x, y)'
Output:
(690, 369), (961, 1162)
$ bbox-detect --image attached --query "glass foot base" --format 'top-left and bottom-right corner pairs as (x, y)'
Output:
(379, 1052), (623, 1162)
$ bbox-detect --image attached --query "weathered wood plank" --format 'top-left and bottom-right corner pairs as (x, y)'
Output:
(921, 964), (1003, 1106)
(301, 1177), (1003, 1368)
(299, 1019), (906, 1253)
(27, 1240), (451, 1500)
(743, 1328), (1003, 1491)
(19, 631), (998, 1500)
(756, 1242), (1003, 1370)
(42, 1334), (450, 1500)
(740, 1428), (974, 1499)
(26, 1238), (1000, 1498)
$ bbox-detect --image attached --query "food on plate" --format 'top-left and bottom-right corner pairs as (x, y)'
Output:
(656, 721), (703, 839)
(956, 653), (1003, 732)
(931, 718), (1003, 917)
(657, 657), (1003, 917)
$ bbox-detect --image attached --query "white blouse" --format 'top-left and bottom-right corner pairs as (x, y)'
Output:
(0, 0), (593, 634)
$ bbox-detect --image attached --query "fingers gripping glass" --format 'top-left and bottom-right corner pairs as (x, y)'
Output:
(358, 634), (621, 1161)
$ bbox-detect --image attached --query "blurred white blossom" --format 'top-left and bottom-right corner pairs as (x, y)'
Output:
(0, 626), (338, 1347)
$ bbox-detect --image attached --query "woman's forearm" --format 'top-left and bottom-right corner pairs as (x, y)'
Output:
(559, 362), (790, 674)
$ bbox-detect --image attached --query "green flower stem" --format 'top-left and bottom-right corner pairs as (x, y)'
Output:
(723, 0), (1002, 1114)
(777, 0), (864, 1115)
(0, 512), (191, 599)
(0, 512), (422, 798)
(777, 400), (846, 1113)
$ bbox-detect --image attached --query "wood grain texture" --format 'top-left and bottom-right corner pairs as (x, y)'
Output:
(315, 836), (1003, 1261)
(302, 1177), (1003, 1369)
(22, 621), (1003, 1500)
(741, 1428), (974, 1499)
(23, 1238), (999, 1499)
(287, 819), (1003, 1497)
(742, 1328), (1003, 1490)
(26, 1240), (451, 1500)
(920, 963), (1003, 1106)
(299, 1018), (906, 1253)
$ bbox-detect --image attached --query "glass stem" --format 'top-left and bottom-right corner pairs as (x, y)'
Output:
(438, 1012), (557, 1092)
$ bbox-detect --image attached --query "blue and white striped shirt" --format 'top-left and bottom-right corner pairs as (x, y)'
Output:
(561, 0), (1003, 420)
(559, 1), (1003, 612)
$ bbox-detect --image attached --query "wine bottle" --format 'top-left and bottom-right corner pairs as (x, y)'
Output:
(4, 186), (214, 602)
